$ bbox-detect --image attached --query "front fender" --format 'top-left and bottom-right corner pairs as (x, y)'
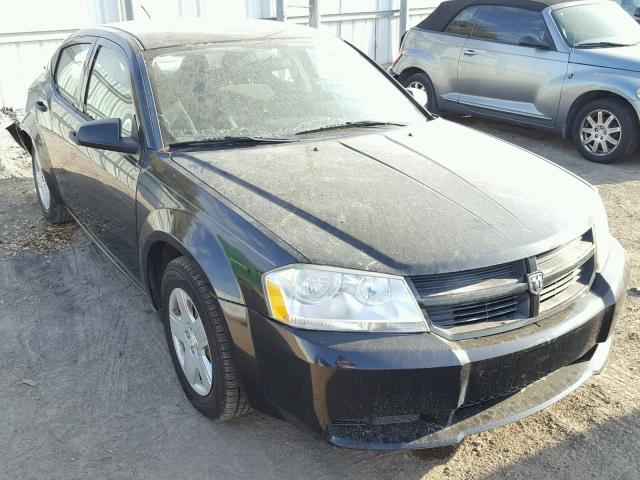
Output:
(139, 208), (248, 305)
(558, 65), (640, 133)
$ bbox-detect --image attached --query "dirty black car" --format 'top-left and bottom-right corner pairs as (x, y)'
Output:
(8, 19), (629, 450)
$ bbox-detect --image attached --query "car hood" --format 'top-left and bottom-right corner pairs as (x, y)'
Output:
(171, 119), (600, 276)
(570, 45), (640, 72)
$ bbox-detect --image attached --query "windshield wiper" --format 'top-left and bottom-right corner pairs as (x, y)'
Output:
(169, 136), (298, 149)
(575, 41), (634, 48)
(294, 121), (406, 136)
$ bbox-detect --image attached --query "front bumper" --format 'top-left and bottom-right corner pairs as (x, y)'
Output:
(239, 239), (629, 450)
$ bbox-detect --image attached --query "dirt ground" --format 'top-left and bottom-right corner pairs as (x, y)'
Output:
(0, 110), (638, 480)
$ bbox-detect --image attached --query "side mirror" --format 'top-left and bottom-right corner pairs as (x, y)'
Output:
(72, 118), (138, 154)
(518, 34), (552, 50)
(635, 7), (640, 17)
(405, 87), (428, 107)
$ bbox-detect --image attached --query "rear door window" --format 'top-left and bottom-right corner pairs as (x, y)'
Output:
(85, 45), (137, 137)
(54, 44), (91, 108)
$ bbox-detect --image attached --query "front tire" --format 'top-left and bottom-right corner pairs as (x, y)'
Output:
(161, 256), (250, 420)
(32, 149), (72, 224)
(572, 98), (639, 164)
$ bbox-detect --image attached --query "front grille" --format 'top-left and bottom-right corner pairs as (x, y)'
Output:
(426, 294), (521, 327)
(409, 230), (595, 338)
(411, 263), (521, 297)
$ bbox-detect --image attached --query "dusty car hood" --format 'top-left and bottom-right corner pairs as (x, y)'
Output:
(570, 45), (640, 73)
(171, 119), (599, 275)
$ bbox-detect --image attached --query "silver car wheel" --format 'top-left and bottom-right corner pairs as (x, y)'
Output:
(168, 287), (213, 396)
(408, 81), (429, 104)
(579, 109), (621, 156)
(33, 152), (51, 211)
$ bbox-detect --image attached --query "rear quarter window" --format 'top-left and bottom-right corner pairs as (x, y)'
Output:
(469, 6), (549, 45)
(445, 5), (549, 46)
(445, 7), (479, 36)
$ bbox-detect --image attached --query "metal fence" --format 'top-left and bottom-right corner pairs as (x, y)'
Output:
(0, 0), (439, 109)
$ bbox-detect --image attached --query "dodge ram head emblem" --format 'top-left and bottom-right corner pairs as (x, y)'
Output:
(527, 271), (544, 295)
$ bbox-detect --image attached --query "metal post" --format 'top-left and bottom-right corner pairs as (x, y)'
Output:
(309, 0), (320, 28)
(120, 0), (134, 20)
(399, 0), (409, 36)
(276, 0), (287, 21)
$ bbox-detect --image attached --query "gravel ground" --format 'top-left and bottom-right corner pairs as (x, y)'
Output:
(0, 111), (638, 480)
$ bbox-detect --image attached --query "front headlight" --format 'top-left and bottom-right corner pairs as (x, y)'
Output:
(263, 265), (428, 333)
(593, 193), (611, 272)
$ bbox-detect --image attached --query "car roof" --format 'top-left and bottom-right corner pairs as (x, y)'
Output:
(75, 18), (324, 51)
(416, 0), (592, 31)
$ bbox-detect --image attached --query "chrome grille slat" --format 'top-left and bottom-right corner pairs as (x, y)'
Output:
(538, 231), (594, 314)
(540, 269), (581, 302)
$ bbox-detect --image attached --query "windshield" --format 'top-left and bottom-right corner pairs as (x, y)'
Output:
(552, 2), (640, 48)
(144, 37), (426, 144)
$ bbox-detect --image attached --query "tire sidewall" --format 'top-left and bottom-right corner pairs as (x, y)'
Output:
(31, 150), (53, 219)
(161, 262), (227, 418)
(403, 72), (437, 113)
(572, 99), (637, 164)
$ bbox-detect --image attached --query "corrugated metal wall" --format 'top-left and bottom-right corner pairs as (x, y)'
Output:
(0, 0), (439, 108)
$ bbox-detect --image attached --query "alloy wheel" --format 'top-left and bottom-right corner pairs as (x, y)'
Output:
(579, 109), (621, 156)
(33, 153), (51, 211)
(168, 287), (213, 396)
(408, 80), (429, 105)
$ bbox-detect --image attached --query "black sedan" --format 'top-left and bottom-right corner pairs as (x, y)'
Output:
(7, 19), (629, 450)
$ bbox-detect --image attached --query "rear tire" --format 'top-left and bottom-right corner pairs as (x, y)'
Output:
(161, 256), (250, 420)
(572, 98), (639, 164)
(31, 149), (72, 224)
(402, 72), (438, 113)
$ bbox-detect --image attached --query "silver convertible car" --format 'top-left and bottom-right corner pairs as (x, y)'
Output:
(392, 0), (640, 163)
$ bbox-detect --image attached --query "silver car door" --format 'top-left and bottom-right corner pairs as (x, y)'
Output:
(456, 5), (569, 127)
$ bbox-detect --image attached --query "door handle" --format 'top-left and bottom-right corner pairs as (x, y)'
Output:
(35, 100), (48, 112)
(463, 49), (478, 57)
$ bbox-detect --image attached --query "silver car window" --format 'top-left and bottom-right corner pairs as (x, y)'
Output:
(456, 6), (549, 46)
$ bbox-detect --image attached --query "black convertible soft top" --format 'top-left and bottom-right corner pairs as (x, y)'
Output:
(417, 0), (577, 31)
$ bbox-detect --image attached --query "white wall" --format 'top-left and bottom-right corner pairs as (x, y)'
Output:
(0, 0), (438, 108)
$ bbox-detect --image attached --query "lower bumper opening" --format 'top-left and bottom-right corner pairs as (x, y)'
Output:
(327, 338), (612, 450)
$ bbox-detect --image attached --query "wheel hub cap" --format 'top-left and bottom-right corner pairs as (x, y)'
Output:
(579, 109), (621, 156)
(168, 288), (213, 396)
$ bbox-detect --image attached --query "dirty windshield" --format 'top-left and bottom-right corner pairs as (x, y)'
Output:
(144, 37), (426, 144)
